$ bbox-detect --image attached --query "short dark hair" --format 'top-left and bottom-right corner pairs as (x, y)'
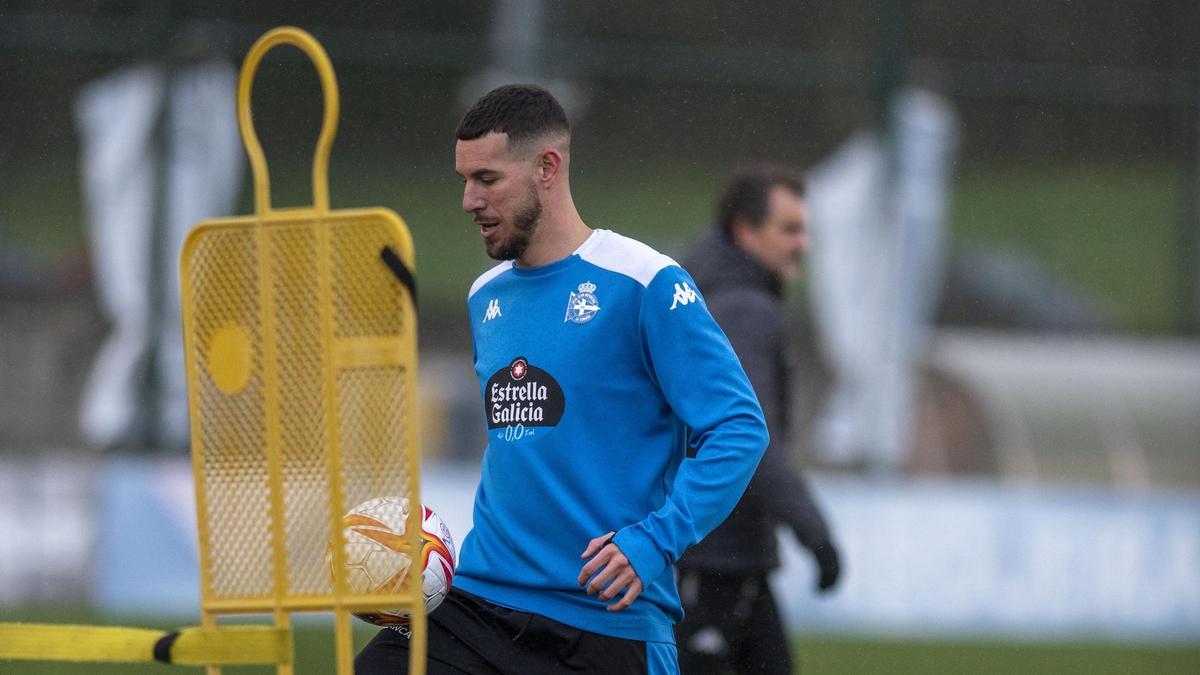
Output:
(456, 84), (570, 148)
(716, 165), (805, 237)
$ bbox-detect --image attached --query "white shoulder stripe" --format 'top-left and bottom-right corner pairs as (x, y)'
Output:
(577, 229), (677, 288)
(468, 260), (514, 299)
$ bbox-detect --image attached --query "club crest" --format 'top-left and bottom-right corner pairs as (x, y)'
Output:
(564, 281), (601, 324)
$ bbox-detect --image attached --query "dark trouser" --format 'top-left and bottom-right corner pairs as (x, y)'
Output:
(674, 568), (792, 675)
(355, 587), (651, 675)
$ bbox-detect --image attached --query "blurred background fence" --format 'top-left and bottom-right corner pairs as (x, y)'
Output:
(0, 1), (1197, 668)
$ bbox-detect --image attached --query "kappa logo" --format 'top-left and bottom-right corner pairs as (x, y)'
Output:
(483, 298), (502, 323)
(669, 282), (700, 310)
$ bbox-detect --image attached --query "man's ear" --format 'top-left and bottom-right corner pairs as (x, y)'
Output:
(730, 216), (756, 247)
(536, 148), (564, 187)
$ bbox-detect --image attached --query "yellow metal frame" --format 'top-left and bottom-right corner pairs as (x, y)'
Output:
(179, 27), (424, 674)
(0, 26), (423, 673)
(0, 623), (291, 666)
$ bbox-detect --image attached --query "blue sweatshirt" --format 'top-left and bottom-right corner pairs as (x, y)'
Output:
(455, 229), (768, 644)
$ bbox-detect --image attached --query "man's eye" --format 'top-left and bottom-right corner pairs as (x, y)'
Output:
(480, 177), (496, 185)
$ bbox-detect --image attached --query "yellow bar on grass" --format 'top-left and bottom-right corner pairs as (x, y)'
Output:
(0, 623), (290, 665)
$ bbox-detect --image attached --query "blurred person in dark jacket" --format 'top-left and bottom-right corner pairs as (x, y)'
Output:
(676, 166), (840, 675)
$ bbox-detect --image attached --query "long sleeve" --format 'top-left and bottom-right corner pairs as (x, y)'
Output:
(709, 290), (832, 549)
(611, 266), (769, 584)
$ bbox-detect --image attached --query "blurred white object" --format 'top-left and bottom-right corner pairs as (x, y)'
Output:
(157, 61), (244, 446)
(928, 331), (1200, 485)
(806, 88), (959, 470)
(0, 455), (95, 606)
(75, 60), (242, 449)
(458, 0), (589, 123)
(775, 473), (1200, 642)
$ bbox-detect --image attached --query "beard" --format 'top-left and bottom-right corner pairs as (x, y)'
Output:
(486, 182), (543, 262)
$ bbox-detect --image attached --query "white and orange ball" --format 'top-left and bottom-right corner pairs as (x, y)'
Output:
(335, 496), (456, 626)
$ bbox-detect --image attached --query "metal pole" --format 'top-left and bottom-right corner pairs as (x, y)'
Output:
(875, 0), (908, 127)
(1182, 92), (1200, 335)
(1172, 0), (1200, 335)
(141, 0), (177, 450)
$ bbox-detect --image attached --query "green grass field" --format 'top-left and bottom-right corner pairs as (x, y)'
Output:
(0, 157), (1184, 333)
(2, 614), (1196, 674)
(791, 634), (1199, 674)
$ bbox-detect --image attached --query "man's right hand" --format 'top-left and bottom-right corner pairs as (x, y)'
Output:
(578, 532), (644, 611)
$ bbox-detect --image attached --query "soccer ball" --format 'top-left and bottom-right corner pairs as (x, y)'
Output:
(334, 496), (456, 626)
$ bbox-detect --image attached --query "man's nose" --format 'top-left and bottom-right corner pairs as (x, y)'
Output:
(462, 187), (485, 213)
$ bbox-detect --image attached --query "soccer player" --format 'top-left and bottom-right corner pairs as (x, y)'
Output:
(674, 166), (841, 675)
(355, 85), (769, 674)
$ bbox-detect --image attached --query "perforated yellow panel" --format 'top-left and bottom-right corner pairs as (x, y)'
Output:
(183, 216), (418, 603)
(178, 27), (426, 675)
(271, 225), (328, 598)
(188, 228), (273, 601)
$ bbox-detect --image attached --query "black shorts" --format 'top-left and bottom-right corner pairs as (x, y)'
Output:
(355, 587), (678, 674)
(674, 568), (791, 675)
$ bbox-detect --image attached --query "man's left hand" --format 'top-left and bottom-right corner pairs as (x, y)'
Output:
(809, 539), (841, 592)
(578, 532), (644, 612)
